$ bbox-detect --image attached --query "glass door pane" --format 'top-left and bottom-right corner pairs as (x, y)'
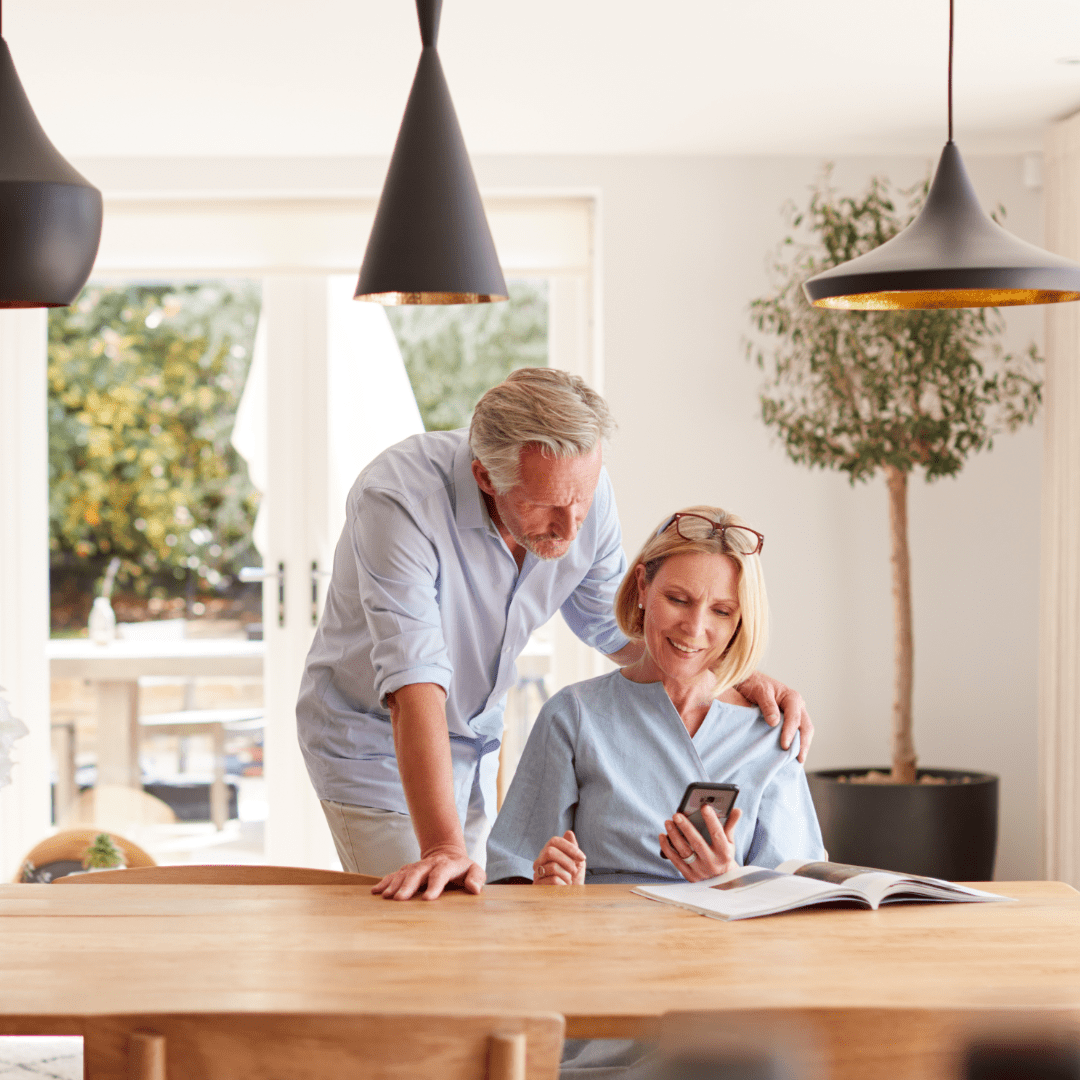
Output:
(46, 280), (266, 869)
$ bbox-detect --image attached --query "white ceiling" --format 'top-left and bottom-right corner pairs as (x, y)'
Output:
(7, 0), (1080, 159)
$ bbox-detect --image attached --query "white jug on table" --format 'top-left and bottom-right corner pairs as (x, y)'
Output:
(88, 595), (116, 644)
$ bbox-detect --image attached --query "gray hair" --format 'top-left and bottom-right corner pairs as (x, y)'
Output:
(469, 367), (616, 493)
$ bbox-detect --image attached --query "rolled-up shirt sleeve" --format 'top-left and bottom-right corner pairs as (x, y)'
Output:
(559, 472), (631, 656)
(352, 486), (453, 702)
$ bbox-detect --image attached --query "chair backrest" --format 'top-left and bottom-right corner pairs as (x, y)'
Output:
(86, 1013), (564, 1080)
(15, 827), (156, 882)
(53, 863), (382, 886)
(61, 784), (177, 830)
(660, 1008), (1080, 1080)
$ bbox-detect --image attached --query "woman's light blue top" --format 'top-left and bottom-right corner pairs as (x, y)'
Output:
(487, 669), (825, 884)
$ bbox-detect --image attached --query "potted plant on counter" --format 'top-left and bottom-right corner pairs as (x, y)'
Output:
(747, 169), (1043, 879)
(82, 832), (127, 872)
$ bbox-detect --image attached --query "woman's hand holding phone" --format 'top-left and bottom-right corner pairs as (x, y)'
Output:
(660, 805), (741, 882)
(533, 830), (586, 885)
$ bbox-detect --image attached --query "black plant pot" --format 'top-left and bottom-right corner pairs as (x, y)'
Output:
(807, 768), (999, 881)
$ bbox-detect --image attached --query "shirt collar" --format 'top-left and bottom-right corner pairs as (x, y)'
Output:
(453, 435), (489, 531)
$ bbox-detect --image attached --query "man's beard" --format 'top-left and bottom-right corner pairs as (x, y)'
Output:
(515, 530), (572, 561)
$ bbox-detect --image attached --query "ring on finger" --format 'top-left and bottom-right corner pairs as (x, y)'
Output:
(537, 864), (546, 878)
(684, 852), (698, 865)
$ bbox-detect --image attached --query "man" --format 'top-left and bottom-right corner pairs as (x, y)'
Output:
(297, 367), (811, 900)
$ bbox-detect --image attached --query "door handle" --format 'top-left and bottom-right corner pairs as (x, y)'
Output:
(310, 560), (332, 626)
(239, 562), (286, 628)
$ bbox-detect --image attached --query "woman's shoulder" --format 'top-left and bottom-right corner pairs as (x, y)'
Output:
(545, 668), (630, 710)
(538, 669), (647, 725)
(710, 698), (801, 760)
(716, 685), (754, 709)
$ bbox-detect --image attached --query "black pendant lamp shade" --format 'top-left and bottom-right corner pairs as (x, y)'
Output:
(804, 142), (1080, 310)
(355, 0), (507, 305)
(803, 1), (1080, 311)
(0, 31), (102, 308)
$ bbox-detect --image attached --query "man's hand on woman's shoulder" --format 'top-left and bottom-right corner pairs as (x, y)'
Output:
(734, 671), (814, 763)
(371, 845), (485, 901)
(533, 830), (586, 885)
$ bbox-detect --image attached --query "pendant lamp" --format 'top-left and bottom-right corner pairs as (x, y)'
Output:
(803, 0), (1080, 311)
(0, 3), (102, 308)
(355, 0), (507, 305)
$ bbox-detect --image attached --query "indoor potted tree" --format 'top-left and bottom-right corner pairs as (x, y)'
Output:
(747, 169), (1042, 880)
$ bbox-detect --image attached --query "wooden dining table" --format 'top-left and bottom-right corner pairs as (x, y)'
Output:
(2, 879), (1079, 1048)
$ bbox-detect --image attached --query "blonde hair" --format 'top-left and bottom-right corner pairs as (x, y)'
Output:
(469, 367), (616, 494)
(614, 505), (769, 696)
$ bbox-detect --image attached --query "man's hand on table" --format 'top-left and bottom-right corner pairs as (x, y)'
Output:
(735, 671), (814, 763)
(371, 844), (485, 901)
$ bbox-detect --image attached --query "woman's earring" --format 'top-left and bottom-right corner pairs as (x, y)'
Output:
(638, 602), (643, 609)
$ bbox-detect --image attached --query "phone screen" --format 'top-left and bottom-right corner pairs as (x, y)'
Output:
(681, 786), (738, 837)
(661, 783), (739, 858)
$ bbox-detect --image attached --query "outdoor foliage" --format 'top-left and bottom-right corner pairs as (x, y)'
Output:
(48, 282), (262, 621)
(387, 279), (548, 431)
(747, 171), (1042, 485)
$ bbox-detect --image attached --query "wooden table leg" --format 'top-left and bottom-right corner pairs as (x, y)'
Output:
(50, 721), (77, 822)
(95, 680), (141, 788)
(210, 722), (227, 830)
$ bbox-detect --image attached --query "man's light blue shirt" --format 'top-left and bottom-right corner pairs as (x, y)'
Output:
(487, 669), (826, 883)
(297, 429), (630, 822)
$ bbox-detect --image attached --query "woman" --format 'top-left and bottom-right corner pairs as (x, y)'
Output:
(486, 505), (825, 887)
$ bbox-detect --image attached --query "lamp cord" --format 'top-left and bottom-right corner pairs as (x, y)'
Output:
(947, 0), (954, 142)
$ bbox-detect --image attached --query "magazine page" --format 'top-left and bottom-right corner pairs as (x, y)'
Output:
(633, 865), (866, 921)
(776, 859), (911, 907)
(776, 860), (1013, 906)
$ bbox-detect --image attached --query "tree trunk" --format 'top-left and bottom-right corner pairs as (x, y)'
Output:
(885, 464), (917, 784)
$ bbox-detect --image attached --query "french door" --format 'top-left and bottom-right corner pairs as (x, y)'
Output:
(0, 194), (600, 876)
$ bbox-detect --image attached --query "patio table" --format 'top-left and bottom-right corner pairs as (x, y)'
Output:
(46, 638), (264, 805)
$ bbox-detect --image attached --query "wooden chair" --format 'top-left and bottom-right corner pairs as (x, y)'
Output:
(659, 1008), (1080, 1080)
(61, 783), (177, 830)
(15, 827), (156, 882)
(139, 708), (263, 830)
(53, 863), (381, 886)
(85, 1013), (565, 1080)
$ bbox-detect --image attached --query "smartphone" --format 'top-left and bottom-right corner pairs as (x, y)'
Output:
(661, 782), (739, 858)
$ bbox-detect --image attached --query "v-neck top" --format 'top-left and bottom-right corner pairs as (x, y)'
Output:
(486, 669), (826, 884)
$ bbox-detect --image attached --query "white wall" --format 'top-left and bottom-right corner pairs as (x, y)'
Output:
(81, 152), (1046, 878)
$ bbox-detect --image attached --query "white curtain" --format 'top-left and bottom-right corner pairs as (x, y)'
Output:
(231, 279), (424, 558)
(325, 277), (424, 542)
(1040, 112), (1080, 886)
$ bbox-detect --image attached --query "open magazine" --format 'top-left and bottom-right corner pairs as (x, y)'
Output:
(632, 859), (1013, 921)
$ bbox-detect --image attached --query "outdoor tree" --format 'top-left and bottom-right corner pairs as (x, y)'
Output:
(48, 282), (262, 627)
(387, 279), (548, 431)
(747, 170), (1042, 783)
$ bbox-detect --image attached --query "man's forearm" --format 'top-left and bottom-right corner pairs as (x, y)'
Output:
(606, 640), (645, 666)
(387, 682), (466, 856)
